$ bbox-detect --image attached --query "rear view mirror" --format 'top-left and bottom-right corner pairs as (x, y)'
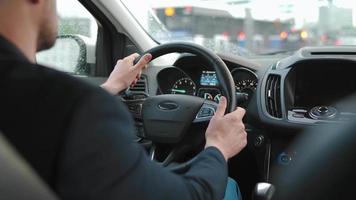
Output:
(36, 34), (89, 75)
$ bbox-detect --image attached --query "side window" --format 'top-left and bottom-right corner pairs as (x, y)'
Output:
(36, 0), (98, 76)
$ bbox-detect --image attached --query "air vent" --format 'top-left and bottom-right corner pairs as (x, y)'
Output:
(265, 74), (282, 118)
(129, 76), (147, 93)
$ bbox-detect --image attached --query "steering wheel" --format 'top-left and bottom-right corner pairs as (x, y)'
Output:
(129, 42), (236, 167)
(271, 95), (356, 200)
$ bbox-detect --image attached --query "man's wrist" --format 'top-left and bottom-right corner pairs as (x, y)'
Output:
(101, 82), (125, 95)
(205, 144), (228, 161)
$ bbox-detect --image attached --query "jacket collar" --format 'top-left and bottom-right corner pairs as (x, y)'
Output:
(0, 34), (30, 62)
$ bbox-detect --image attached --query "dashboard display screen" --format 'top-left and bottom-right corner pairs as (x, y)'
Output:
(200, 71), (218, 86)
(293, 65), (356, 109)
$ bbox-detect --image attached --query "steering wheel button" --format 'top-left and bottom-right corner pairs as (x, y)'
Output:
(198, 112), (209, 118)
(201, 108), (210, 115)
(196, 106), (216, 119)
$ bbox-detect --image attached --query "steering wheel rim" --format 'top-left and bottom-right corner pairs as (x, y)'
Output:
(137, 42), (236, 113)
(136, 42), (236, 144)
(129, 42), (237, 168)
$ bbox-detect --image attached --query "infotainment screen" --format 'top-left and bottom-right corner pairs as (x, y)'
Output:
(293, 65), (355, 108)
(200, 71), (218, 86)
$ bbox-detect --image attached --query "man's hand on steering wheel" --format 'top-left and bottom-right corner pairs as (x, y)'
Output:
(101, 53), (152, 95)
(205, 96), (247, 161)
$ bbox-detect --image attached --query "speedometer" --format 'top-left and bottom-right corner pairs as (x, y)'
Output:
(231, 68), (258, 104)
(235, 79), (257, 107)
(171, 78), (196, 95)
(236, 79), (258, 93)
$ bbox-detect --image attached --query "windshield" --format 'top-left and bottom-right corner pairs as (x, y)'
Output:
(120, 0), (356, 56)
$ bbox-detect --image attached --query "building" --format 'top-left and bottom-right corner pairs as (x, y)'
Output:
(319, 4), (353, 32)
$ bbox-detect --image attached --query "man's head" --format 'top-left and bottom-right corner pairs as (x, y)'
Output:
(0, 0), (58, 60)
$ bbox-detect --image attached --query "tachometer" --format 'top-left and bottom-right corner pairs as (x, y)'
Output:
(171, 78), (196, 95)
(235, 79), (257, 96)
(231, 68), (258, 96)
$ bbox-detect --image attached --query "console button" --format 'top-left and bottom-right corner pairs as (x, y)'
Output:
(254, 135), (265, 147)
(292, 113), (305, 118)
(278, 152), (292, 166)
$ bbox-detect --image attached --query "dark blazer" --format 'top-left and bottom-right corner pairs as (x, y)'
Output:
(0, 35), (228, 200)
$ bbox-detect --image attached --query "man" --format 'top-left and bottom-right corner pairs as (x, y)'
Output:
(0, 0), (247, 199)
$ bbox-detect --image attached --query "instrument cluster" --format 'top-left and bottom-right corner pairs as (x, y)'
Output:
(157, 66), (258, 104)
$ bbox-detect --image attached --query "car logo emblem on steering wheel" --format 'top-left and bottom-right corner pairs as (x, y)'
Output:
(158, 101), (179, 111)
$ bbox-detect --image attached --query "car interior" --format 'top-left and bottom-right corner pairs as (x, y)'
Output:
(3, 0), (356, 199)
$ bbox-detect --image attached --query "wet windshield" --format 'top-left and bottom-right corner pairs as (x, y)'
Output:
(121, 0), (356, 56)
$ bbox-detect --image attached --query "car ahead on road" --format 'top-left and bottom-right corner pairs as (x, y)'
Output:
(2, 0), (356, 199)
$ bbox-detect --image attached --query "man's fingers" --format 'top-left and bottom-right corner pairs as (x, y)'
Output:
(136, 71), (142, 80)
(236, 107), (246, 116)
(134, 54), (152, 71)
(131, 78), (139, 87)
(229, 107), (246, 120)
(133, 79), (138, 85)
(124, 53), (140, 63)
(215, 96), (227, 117)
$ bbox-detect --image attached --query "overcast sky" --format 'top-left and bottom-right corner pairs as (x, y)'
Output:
(57, 0), (91, 17)
(58, 0), (356, 27)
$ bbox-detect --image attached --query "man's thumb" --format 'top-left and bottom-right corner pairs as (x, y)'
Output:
(215, 96), (227, 117)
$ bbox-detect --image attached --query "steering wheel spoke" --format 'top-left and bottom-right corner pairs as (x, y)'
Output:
(123, 99), (145, 120)
(194, 101), (218, 123)
(149, 144), (191, 167)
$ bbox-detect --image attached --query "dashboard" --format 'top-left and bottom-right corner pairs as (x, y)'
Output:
(152, 49), (356, 125)
(156, 57), (258, 105)
(135, 47), (356, 132)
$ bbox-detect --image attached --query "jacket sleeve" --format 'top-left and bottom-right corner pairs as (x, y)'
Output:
(55, 89), (228, 200)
